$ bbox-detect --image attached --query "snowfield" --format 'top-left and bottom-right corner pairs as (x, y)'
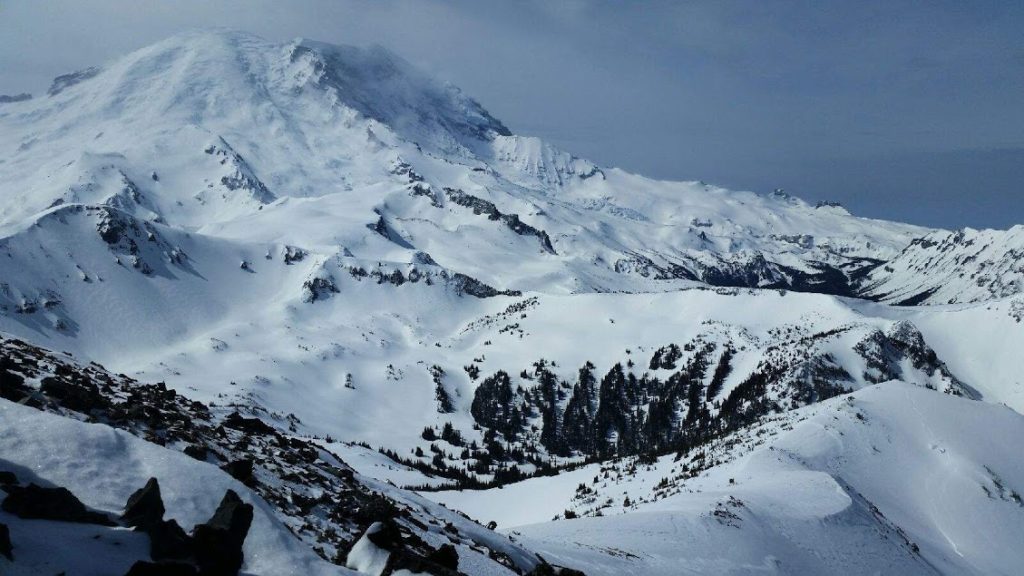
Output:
(0, 28), (1022, 576)
(435, 383), (1024, 575)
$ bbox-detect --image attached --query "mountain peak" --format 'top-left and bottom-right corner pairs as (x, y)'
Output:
(285, 34), (512, 148)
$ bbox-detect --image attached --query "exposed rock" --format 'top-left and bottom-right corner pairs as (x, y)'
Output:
(191, 490), (253, 576)
(39, 376), (108, 413)
(302, 275), (339, 303)
(122, 477), (165, 530)
(425, 543), (459, 570)
(527, 563), (557, 576)
(0, 471), (17, 487)
(0, 93), (31, 103)
(365, 518), (404, 550)
(282, 245), (306, 264)
(527, 564), (586, 576)
(0, 368), (31, 403)
(444, 187), (556, 254)
(48, 67), (101, 96)
(448, 272), (520, 298)
(1, 483), (115, 525)
(149, 519), (193, 561)
(222, 412), (275, 435)
(220, 458), (255, 486)
(124, 560), (199, 576)
(0, 522), (11, 560)
(183, 444), (209, 461)
(0, 335), (548, 573)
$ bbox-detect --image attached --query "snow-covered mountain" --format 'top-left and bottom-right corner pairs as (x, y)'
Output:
(1, 29), (1022, 576)
(862, 225), (1024, 305)
(0, 29), (934, 296)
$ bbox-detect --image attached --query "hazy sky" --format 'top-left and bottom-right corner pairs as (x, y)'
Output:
(2, 0), (1021, 229)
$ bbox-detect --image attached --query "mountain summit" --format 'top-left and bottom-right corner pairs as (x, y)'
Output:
(0, 28), (965, 298)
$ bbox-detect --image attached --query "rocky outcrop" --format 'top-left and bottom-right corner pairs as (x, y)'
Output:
(1, 483), (115, 525)
(192, 490), (253, 576)
(0, 522), (12, 561)
(0, 335), (552, 574)
(122, 478), (166, 530)
(444, 188), (556, 254)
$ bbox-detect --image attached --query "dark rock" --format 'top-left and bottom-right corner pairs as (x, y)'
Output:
(0, 369), (31, 403)
(0, 93), (31, 104)
(122, 478), (165, 530)
(425, 543), (459, 570)
(0, 522), (11, 560)
(527, 564), (557, 576)
(150, 519), (192, 561)
(192, 490), (253, 576)
(220, 459), (255, 486)
(449, 272), (521, 298)
(204, 490), (254, 539)
(0, 471), (17, 487)
(124, 560), (199, 576)
(353, 494), (398, 524)
(39, 377), (108, 412)
(183, 444), (208, 461)
(386, 549), (461, 576)
(48, 66), (100, 96)
(301, 276), (339, 303)
(222, 412), (275, 435)
(365, 519), (403, 550)
(527, 564), (586, 576)
(1, 483), (115, 525)
(443, 187), (556, 254)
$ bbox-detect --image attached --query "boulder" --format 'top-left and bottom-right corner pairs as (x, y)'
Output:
(222, 412), (275, 435)
(192, 490), (253, 576)
(182, 444), (208, 461)
(150, 519), (192, 561)
(0, 522), (11, 560)
(425, 543), (459, 571)
(0, 369), (30, 403)
(382, 542), (462, 576)
(365, 518), (404, 550)
(220, 458), (255, 486)
(122, 478), (165, 530)
(1, 483), (114, 525)
(124, 560), (199, 576)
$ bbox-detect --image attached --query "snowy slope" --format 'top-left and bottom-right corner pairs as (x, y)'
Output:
(0, 260), (982, 472)
(851, 296), (1024, 412)
(862, 226), (1024, 305)
(432, 383), (1024, 575)
(0, 334), (558, 575)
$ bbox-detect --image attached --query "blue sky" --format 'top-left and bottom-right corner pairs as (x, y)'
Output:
(2, 0), (1021, 229)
